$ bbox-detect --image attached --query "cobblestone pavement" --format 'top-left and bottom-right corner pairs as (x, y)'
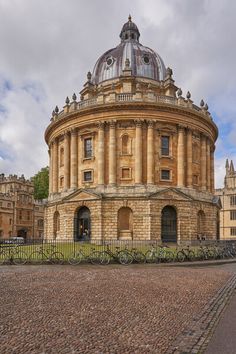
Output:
(0, 265), (232, 354)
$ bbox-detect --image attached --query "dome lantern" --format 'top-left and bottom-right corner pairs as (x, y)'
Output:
(119, 15), (140, 42)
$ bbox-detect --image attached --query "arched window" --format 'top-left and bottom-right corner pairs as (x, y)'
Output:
(121, 134), (130, 155)
(118, 207), (133, 231)
(60, 147), (64, 167)
(53, 211), (60, 239)
(197, 210), (205, 237)
(161, 206), (177, 242)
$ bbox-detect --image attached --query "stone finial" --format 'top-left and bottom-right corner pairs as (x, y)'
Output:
(204, 103), (208, 110)
(177, 88), (182, 97)
(111, 83), (115, 91)
(186, 91), (191, 99)
(65, 96), (70, 105)
(87, 71), (92, 81)
(166, 67), (173, 78)
(72, 93), (77, 101)
(55, 105), (59, 114)
(125, 58), (130, 69)
(226, 158), (229, 169)
(230, 160), (235, 174)
(200, 99), (204, 107)
(128, 14), (132, 22)
(52, 110), (55, 117)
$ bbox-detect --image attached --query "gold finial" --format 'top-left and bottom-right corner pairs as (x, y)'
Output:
(128, 14), (132, 22)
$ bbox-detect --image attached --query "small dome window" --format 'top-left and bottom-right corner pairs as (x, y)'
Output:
(143, 54), (150, 64)
(106, 56), (114, 67)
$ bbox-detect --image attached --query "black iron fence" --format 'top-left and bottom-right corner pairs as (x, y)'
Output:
(0, 238), (236, 265)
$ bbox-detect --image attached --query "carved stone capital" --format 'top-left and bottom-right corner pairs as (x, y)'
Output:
(147, 120), (154, 128)
(109, 120), (116, 129)
(70, 128), (77, 136)
(135, 120), (143, 128)
(97, 121), (105, 130)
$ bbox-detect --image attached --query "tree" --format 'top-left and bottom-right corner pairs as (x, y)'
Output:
(31, 167), (49, 200)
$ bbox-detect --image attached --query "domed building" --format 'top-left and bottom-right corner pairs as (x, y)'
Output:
(44, 16), (219, 243)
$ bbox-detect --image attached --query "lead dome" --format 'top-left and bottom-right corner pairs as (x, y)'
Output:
(91, 16), (166, 85)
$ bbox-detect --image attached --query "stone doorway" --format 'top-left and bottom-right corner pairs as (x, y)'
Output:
(17, 229), (27, 239)
(161, 206), (177, 242)
(74, 206), (91, 241)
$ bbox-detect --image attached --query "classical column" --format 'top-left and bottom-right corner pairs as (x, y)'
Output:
(135, 121), (142, 184)
(64, 131), (70, 190)
(98, 122), (105, 185)
(200, 134), (207, 190)
(70, 128), (78, 189)
(147, 120), (154, 184)
(177, 125), (185, 187)
(186, 128), (192, 188)
(52, 138), (58, 193)
(210, 145), (215, 193)
(109, 121), (116, 185)
(206, 138), (211, 191)
(48, 143), (53, 194)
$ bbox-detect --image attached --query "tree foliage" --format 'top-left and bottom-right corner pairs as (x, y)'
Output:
(31, 167), (49, 200)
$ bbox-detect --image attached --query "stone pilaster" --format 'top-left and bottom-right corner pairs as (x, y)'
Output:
(206, 138), (211, 191)
(147, 120), (154, 184)
(135, 121), (142, 184)
(109, 121), (116, 185)
(52, 138), (58, 193)
(48, 144), (53, 194)
(97, 122), (105, 185)
(177, 125), (185, 187)
(70, 128), (78, 189)
(64, 131), (70, 190)
(210, 145), (215, 193)
(186, 128), (192, 188)
(200, 134), (207, 190)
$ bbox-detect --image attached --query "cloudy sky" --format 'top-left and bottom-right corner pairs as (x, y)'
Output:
(0, 0), (235, 188)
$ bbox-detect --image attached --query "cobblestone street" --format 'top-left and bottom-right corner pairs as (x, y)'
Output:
(0, 265), (232, 354)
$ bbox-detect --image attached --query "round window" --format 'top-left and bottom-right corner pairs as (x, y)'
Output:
(106, 56), (114, 67)
(143, 55), (150, 64)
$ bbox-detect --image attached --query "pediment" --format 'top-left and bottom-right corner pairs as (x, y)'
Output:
(62, 189), (102, 202)
(149, 188), (194, 201)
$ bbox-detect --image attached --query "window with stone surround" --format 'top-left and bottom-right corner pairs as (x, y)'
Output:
(118, 207), (133, 231)
(230, 195), (236, 206)
(160, 169), (171, 181)
(230, 210), (236, 220)
(84, 138), (93, 158)
(161, 136), (170, 156)
(193, 175), (199, 185)
(230, 227), (236, 236)
(192, 143), (199, 162)
(83, 170), (93, 182)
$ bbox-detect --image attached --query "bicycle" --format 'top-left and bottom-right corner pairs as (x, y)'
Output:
(99, 244), (133, 265)
(145, 244), (159, 263)
(68, 246), (102, 265)
(0, 244), (27, 265)
(176, 245), (195, 262)
(130, 247), (146, 263)
(196, 245), (214, 260)
(29, 244), (64, 265)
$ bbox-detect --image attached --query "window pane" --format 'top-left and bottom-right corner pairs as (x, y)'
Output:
(161, 136), (169, 156)
(161, 170), (170, 180)
(84, 171), (92, 181)
(84, 138), (92, 158)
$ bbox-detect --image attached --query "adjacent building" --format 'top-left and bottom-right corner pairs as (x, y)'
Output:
(216, 159), (236, 240)
(0, 174), (45, 240)
(44, 16), (220, 243)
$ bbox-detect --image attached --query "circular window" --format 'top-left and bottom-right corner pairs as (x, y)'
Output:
(143, 55), (150, 64)
(106, 56), (114, 67)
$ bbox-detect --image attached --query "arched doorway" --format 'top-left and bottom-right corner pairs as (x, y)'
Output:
(117, 207), (133, 240)
(17, 229), (27, 239)
(161, 206), (177, 242)
(74, 206), (91, 241)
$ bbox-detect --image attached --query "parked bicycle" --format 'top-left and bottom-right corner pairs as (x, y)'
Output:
(176, 245), (195, 262)
(99, 244), (133, 265)
(68, 246), (103, 265)
(0, 244), (27, 265)
(29, 244), (64, 265)
(145, 244), (175, 263)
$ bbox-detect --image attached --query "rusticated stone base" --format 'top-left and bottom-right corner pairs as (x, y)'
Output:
(44, 186), (219, 242)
